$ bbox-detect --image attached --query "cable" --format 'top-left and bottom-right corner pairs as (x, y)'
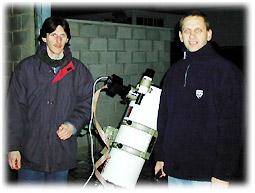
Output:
(93, 85), (110, 188)
(83, 76), (108, 189)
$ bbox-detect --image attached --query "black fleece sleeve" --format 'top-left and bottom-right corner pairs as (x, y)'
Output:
(153, 78), (169, 162)
(212, 65), (244, 181)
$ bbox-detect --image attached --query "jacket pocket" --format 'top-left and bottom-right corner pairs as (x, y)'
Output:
(55, 136), (77, 164)
(21, 128), (43, 165)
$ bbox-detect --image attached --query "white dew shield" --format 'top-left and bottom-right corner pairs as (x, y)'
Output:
(101, 86), (161, 189)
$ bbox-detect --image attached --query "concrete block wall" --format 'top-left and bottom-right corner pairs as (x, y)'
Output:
(6, 4), (36, 83)
(67, 19), (172, 148)
(68, 18), (171, 130)
(68, 19), (171, 85)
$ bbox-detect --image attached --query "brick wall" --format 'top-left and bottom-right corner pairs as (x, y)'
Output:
(67, 19), (172, 148)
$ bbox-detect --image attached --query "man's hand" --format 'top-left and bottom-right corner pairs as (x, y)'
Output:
(8, 151), (21, 170)
(155, 161), (167, 178)
(56, 123), (74, 140)
(211, 177), (229, 188)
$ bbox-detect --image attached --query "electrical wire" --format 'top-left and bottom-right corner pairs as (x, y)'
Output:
(82, 76), (108, 189)
(92, 84), (110, 188)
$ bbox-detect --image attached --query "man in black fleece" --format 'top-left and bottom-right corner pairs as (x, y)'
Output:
(154, 11), (243, 188)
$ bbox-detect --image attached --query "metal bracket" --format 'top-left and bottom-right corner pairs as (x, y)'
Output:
(111, 120), (158, 160)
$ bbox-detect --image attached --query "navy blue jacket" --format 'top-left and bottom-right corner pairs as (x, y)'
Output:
(7, 46), (94, 172)
(154, 43), (243, 181)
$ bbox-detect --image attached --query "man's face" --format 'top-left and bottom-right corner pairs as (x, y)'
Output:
(42, 25), (69, 58)
(179, 16), (212, 52)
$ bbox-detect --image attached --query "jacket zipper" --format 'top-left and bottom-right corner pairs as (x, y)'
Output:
(184, 64), (190, 87)
(183, 51), (190, 88)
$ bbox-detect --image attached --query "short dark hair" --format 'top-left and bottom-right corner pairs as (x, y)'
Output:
(179, 10), (211, 31)
(38, 16), (71, 46)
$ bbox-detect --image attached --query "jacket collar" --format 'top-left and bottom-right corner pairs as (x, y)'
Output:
(183, 42), (215, 60)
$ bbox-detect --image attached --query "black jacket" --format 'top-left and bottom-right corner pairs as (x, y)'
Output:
(7, 46), (94, 172)
(154, 43), (243, 181)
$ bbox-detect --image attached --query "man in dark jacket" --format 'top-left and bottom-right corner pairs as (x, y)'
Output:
(154, 11), (243, 188)
(7, 17), (94, 183)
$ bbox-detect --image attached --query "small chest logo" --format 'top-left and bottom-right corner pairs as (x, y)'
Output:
(196, 89), (203, 99)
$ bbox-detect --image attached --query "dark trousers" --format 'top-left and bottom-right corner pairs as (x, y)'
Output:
(18, 169), (68, 184)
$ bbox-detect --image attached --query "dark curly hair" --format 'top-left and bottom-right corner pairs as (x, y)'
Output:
(38, 16), (71, 46)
